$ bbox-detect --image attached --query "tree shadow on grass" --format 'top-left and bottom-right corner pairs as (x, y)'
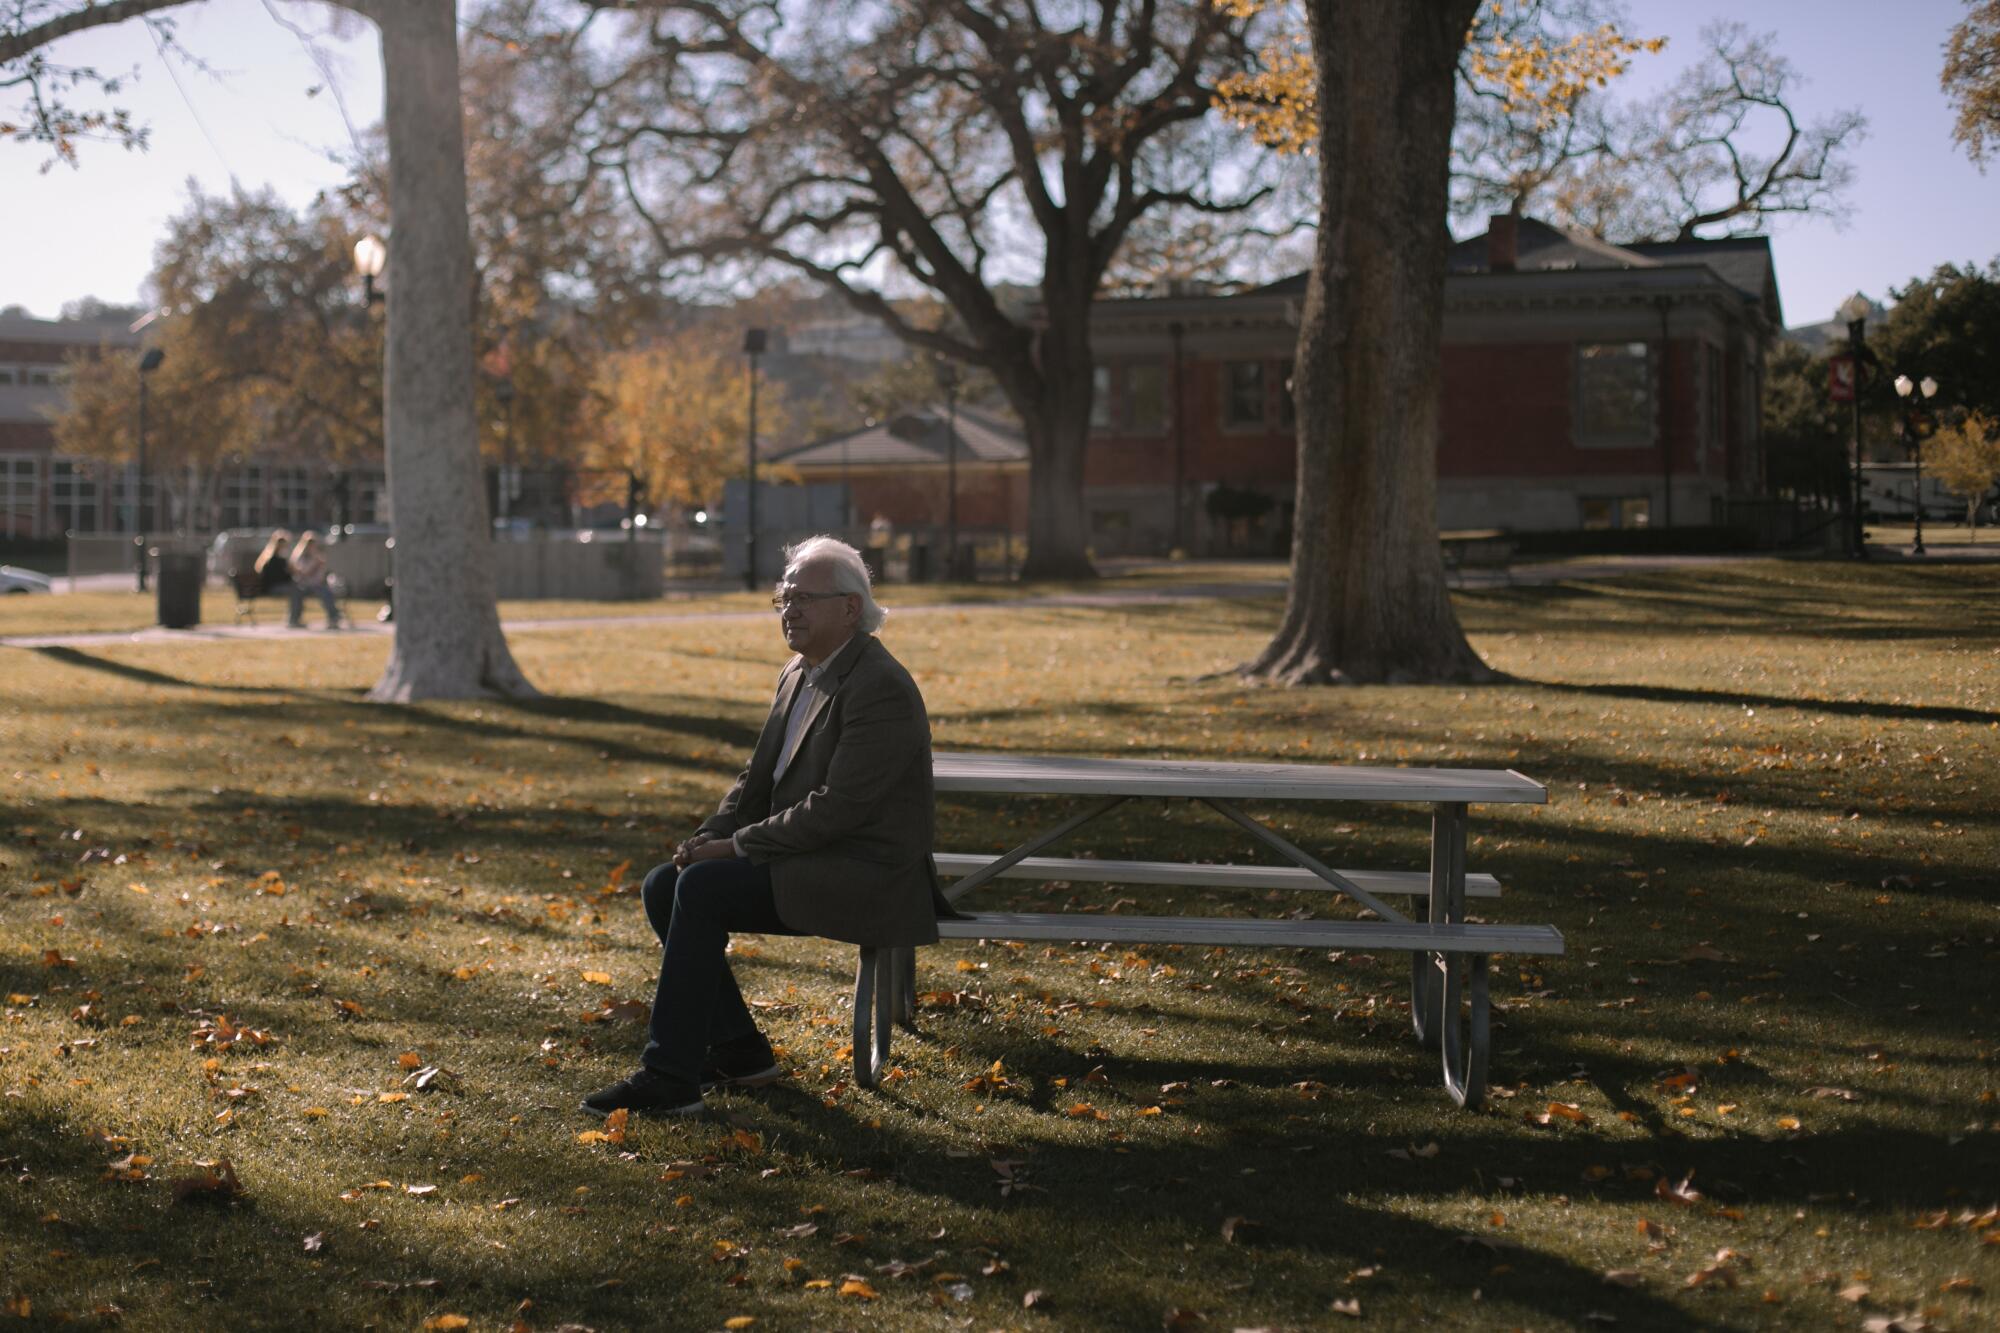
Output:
(27, 644), (323, 695)
(1530, 678), (2000, 728)
(482, 692), (762, 754)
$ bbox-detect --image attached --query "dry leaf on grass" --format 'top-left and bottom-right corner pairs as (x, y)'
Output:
(1532, 1101), (1592, 1127)
(170, 1158), (243, 1205)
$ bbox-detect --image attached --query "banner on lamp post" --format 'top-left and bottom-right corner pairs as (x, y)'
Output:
(1827, 355), (1856, 403)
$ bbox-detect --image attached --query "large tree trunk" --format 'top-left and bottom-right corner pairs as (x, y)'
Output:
(1245, 0), (1491, 685)
(1016, 309), (1098, 580)
(357, 0), (536, 701)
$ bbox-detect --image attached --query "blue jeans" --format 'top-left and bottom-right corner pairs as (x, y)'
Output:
(638, 858), (797, 1082)
(287, 580), (340, 625)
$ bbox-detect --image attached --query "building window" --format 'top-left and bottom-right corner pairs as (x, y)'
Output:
(0, 455), (39, 538)
(1574, 342), (1652, 446)
(52, 460), (98, 533)
(221, 465), (264, 530)
(0, 368), (16, 385)
(272, 467), (311, 529)
(1125, 363), (1166, 434)
(1089, 366), (1112, 430)
(1705, 344), (1725, 453)
(1223, 361), (1266, 428)
(107, 469), (139, 535)
(1580, 496), (1651, 530)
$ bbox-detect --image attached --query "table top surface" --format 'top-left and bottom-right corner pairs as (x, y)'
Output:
(933, 752), (1546, 805)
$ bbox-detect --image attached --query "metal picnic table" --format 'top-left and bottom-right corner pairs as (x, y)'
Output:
(847, 752), (1562, 1110)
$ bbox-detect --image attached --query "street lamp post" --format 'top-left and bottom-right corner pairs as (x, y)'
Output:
(353, 235), (387, 306)
(1837, 294), (1871, 558)
(1169, 320), (1186, 554)
(743, 328), (766, 590)
(135, 347), (165, 592)
(1894, 373), (1939, 557)
(934, 356), (961, 579)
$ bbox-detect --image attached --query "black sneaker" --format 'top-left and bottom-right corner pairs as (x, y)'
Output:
(581, 1068), (704, 1118)
(700, 1042), (782, 1092)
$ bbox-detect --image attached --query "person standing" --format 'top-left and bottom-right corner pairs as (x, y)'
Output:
(583, 535), (948, 1118)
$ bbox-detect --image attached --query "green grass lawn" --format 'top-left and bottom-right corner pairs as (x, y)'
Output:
(2, 560), (1995, 1330)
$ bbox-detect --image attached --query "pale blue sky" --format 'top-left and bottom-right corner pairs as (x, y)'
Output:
(2, 0), (1995, 329)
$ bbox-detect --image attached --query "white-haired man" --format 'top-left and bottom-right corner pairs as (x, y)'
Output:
(585, 535), (949, 1118)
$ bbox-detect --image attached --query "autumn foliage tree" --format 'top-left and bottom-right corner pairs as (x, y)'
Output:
(1928, 410), (2000, 536)
(53, 187), (386, 489)
(1221, 4), (1862, 245)
(1944, 0), (2000, 166)
(578, 332), (786, 513)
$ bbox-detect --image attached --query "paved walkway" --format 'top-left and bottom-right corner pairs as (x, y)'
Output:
(0, 554), (1797, 652)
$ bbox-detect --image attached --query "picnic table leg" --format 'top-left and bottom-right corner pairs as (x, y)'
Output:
(1422, 802), (1490, 1109)
(1440, 952), (1491, 1110)
(852, 947), (895, 1088)
(1410, 803), (1467, 1048)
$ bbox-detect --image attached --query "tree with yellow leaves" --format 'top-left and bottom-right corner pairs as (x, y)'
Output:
(1928, 411), (2000, 539)
(1221, 3), (1862, 244)
(1217, 0), (1660, 158)
(578, 333), (789, 516)
(1944, 1), (2000, 167)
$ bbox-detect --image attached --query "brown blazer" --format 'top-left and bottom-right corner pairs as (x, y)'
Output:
(698, 634), (948, 947)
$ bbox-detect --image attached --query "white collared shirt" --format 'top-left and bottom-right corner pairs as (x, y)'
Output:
(731, 633), (859, 856)
(774, 633), (857, 785)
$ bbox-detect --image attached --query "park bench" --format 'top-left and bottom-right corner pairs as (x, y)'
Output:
(229, 567), (350, 627)
(837, 753), (1561, 1111)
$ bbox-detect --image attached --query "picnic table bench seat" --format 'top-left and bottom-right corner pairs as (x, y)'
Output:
(931, 852), (1505, 899)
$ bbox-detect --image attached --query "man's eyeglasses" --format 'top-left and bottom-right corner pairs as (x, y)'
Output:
(771, 589), (851, 612)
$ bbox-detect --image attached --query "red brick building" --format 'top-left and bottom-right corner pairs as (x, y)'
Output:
(0, 310), (137, 541)
(764, 407), (1028, 536)
(1081, 217), (1781, 555)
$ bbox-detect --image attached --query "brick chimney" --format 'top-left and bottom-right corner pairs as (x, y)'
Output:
(1486, 213), (1518, 273)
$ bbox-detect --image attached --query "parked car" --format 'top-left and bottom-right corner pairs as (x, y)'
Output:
(0, 564), (53, 594)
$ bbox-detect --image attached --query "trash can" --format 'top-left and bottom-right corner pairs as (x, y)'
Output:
(907, 541), (931, 584)
(154, 548), (203, 629)
(860, 546), (885, 583)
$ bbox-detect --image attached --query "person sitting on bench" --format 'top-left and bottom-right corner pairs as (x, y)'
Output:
(285, 531), (341, 629)
(253, 529), (294, 602)
(582, 535), (952, 1119)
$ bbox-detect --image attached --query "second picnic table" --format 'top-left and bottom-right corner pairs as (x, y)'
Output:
(847, 752), (1563, 1110)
